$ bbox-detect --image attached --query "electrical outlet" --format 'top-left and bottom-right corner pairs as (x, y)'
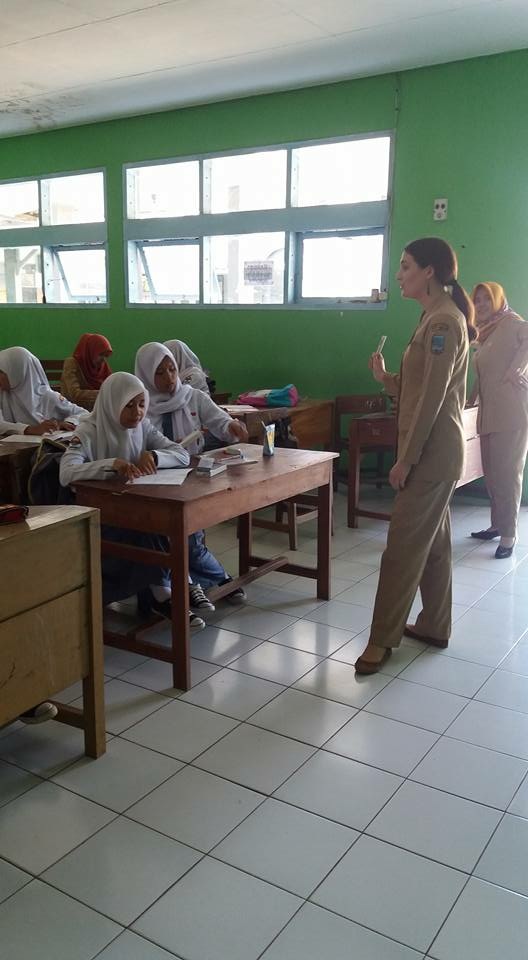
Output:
(433, 198), (448, 221)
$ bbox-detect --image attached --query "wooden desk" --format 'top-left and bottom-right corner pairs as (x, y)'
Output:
(226, 399), (334, 449)
(0, 506), (105, 757)
(347, 406), (483, 527)
(73, 446), (336, 691)
(0, 441), (34, 504)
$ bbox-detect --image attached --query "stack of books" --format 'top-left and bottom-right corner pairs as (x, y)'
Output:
(195, 447), (257, 477)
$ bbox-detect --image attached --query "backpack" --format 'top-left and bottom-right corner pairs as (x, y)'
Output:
(28, 438), (75, 506)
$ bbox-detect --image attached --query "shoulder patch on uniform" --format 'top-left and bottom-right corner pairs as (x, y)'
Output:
(432, 322), (449, 332)
(431, 334), (445, 354)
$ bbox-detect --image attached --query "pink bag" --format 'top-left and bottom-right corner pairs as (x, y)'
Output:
(237, 384), (299, 408)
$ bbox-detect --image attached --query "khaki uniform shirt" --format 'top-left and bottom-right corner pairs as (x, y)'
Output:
(473, 316), (528, 435)
(383, 292), (469, 481)
(60, 357), (99, 410)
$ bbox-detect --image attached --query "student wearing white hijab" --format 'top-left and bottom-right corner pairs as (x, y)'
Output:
(0, 346), (88, 435)
(60, 371), (205, 629)
(164, 339), (210, 394)
(135, 342), (248, 606)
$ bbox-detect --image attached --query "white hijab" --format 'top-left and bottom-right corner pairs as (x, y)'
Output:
(164, 339), (209, 393)
(73, 371), (149, 461)
(135, 342), (195, 440)
(0, 346), (50, 424)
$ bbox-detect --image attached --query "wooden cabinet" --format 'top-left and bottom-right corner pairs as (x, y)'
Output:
(0, 505), (105, 757)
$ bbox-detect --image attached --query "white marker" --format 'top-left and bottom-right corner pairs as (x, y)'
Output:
(376, 335), (387, 354)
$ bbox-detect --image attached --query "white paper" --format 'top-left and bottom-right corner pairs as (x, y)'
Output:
(128, 468), (193, 486)
(0, 429), (74, 445)
(220, 404), (260, 414)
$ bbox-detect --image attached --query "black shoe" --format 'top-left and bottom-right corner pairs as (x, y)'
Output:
(219, 577), (247, 604)
(141, 591), (206, 631)
(471, 529), (499, 541)
(495, 544), (514, 559)
(189, 583), (215, 612)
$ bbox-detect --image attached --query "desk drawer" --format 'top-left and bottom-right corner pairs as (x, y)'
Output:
(0, 587), (89, 725)
(0, 520), (88, 622)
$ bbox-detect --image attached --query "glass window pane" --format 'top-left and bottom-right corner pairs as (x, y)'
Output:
(293, 137), (390, 207)
(127, 163), (199, 219)
(46, 248), (106, 302)
(0, 182), (39, 229)
(43, 172), (105, 225)
(206, 232), (284, 304)
(0, 247), (42, 303)
(302, 234), (384, 299)
(131, 243), (199, 304)
(208, 151), (287, 214)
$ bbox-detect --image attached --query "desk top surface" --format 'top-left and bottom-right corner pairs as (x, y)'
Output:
(74, 445), (336, 505)
(0, 504), (97, 542)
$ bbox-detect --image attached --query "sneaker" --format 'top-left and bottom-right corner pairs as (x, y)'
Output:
(150, 595), (206, 631)
(219, 576), (247, 604)
(189, 583), (216, 612)
(20, 702), (58, 725)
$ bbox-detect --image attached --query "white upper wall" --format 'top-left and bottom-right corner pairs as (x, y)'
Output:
(1, 0), (527, 137)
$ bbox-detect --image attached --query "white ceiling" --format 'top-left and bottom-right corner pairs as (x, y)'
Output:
(1, 0), (527, 139)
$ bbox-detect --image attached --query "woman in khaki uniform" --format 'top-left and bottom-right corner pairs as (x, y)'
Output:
(61, 333), (113, 410)
(356, 237), (476, 674)
(469, 282), (528, 558)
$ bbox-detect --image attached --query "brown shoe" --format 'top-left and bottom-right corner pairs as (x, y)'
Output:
(403, 624), (448, 649)
(355, 647), (392, 675)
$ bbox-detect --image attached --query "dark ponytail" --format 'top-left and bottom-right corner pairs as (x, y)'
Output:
(405, 237), (477, 342)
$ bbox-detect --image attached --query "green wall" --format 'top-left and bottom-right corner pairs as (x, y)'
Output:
(1, 48), (527, 492)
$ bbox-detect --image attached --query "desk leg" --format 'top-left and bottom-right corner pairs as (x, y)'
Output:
(347, 423), (361, 529)
(317, 478), (332, 600)
(84, 515), (106, 758)
(170, 512), (191, 691)
(239, 512), (252, 574)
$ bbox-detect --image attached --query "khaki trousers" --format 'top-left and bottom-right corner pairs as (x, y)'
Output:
(369, 469), (457, 649)
(480, 428), (528, 539)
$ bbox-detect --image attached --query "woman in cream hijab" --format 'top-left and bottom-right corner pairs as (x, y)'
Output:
(164, 339), (210, 394)
(470, 282), (528, 558)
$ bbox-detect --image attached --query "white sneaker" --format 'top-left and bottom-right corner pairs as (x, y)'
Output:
(20, 702), (58, 725)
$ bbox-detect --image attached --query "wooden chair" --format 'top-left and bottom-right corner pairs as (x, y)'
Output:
(334, 393), (391, 491)
(40, 359), (64, 392)
(251, 494), (320, 551)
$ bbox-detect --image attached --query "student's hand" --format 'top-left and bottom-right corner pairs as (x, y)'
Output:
(24, 419), (59, 436)
(58, 421), (76, 431)
(369, 352), (387, 383)
(113, 458), (142, 480)
(229, 419), (249, 442)
(136, 451), (158, 475)
(389, 460), (411, 491)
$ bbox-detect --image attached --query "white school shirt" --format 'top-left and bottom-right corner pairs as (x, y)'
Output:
(60, 417), (189, 485)
(0, 346), (87, 435)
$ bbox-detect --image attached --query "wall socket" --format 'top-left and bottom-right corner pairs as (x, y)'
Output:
(433, 198), (448, 220)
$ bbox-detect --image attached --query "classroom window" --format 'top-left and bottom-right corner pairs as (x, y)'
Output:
(300, 232), (384, 300)
(0, 182), (39, 229)
(0, 246), (43, 303)
(205, 233), (285, 304)
(125, 132), (392, 307)
(129, 240), (200, 303)
(0, 169), (107, 306)
(205, 151), (287, 214)
(126, 162), (199, 219)
(44, 246), (107, 304)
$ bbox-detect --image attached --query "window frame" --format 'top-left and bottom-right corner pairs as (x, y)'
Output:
(124, 130), (393, 310)
(0, 168), (108, 307)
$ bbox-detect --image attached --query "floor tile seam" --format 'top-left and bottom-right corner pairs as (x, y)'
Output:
(0, 754), (47, 789)
(224, 654), (327, 687)
(469, 807), (510, 881)
(421, 865), (474, 956)
(58, 755), (192, 818)
(120, 707), (247, 764)
(444, 728), (528, 762)
(370, 672), (471, 707)
(122, 802), (231, 858)
(244, 696), (359, 750)
(359, 825), (480, 876)
(362, 704), (458, 736)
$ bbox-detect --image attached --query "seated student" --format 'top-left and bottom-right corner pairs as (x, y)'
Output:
(164, 339), (210, 394)
(60, 371), (205, 630)
(61, 333), (113, 410)
(135, 342), (248, 607)
(0, 346), (88, 435)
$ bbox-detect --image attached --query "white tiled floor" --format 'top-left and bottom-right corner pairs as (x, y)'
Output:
(1, 491), (528, 959)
